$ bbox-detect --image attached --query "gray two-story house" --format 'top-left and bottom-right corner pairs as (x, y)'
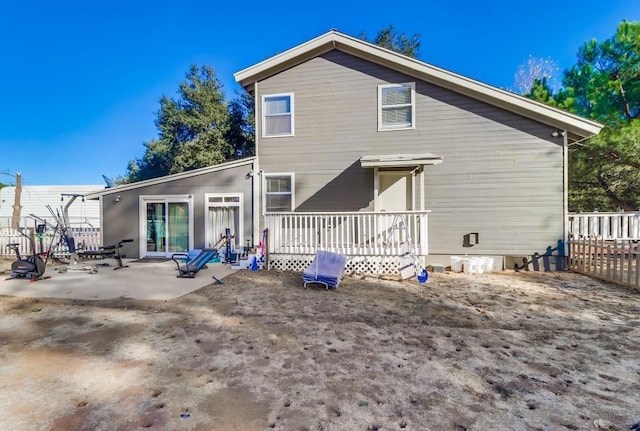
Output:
(89, 30), (602, 274)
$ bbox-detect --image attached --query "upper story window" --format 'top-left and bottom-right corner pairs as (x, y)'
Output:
(264, 173), (294, 212)
(378, 83), (415, 131)
(262, 93), (294, 137)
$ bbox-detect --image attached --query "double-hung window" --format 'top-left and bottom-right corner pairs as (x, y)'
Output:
(263, 94), (294, 137)
(264, 174), (294, 212)
(378, 83), (415, 130)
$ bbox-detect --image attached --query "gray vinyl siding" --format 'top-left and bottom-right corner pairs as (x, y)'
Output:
(256, 50), (565, 256)
(99, 163), (253, 258)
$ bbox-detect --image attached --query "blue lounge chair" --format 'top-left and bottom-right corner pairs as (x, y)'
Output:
(303, 250), (347, 289)
(171, 248), (222, 283)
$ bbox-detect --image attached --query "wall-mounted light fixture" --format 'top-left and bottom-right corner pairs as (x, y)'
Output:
(551, 130), (566, 138)
(113, 195), (121, 203)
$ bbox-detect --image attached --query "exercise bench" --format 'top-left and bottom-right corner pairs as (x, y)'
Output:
(69, 238), (133, 271)
(171, 248), (223, 283)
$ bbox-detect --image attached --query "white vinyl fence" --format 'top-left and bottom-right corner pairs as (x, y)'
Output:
(0, 227), (101, 258)
(569, 212), (640, 240)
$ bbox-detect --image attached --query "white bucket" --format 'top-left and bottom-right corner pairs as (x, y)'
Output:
(463, 257), (479, 274)
(450, 256), (464, 273)
(481, 257), (494, 273)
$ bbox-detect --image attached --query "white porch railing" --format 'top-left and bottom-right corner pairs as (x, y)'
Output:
(264, 211), (429, 256)
(569, 212), (640, 240)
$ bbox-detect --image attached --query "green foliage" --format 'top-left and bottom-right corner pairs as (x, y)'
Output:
(359, 25), (422, 58)
(126, 139), (171, 182)
(227, 90), (255, 158)
(569, 120), (640, 211)
(560, 20), (640, 211)
(126, 65), (254, 183)
(561, 20), (640, 126)
(524, 77), (558, 107)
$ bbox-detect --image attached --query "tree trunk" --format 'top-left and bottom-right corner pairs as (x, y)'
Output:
(11, 172), (22, 231)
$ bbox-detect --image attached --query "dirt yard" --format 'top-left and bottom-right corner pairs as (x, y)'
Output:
(1, 262), (639, 430)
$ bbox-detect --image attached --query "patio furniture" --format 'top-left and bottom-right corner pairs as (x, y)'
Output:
(303, 250), (347, 289)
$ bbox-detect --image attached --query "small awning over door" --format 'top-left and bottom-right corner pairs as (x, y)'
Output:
(360, 153), (443, 212)
(360, 153), (443, 168)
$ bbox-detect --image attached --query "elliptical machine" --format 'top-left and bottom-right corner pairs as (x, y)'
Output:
(6, 225), (51, 281)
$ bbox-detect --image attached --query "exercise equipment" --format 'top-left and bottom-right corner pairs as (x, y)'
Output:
(5, 227), (53, 281)
(58, 238), (134, 273)
(171, 248), (223, 283)
(41, 194), (133, 273)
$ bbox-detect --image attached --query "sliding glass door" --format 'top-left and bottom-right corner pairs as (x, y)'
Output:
(167, 202), (189, 252)
(146, 202), (166, 254)
(142, 196), (192, 257)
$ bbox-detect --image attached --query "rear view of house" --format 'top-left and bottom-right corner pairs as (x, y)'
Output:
(91, 30), (602, 274)
(234, 30), (602, 271)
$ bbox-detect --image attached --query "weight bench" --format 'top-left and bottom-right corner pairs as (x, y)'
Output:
(171, 248), (222, 283)
(75, 238), (133, 270)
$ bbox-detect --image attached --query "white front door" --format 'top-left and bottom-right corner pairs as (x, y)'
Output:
(379, 172), (412, 211)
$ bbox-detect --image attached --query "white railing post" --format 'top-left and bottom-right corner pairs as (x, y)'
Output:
(420, 213), (429, 255)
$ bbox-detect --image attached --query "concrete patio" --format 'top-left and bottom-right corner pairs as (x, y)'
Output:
(0, 258), (238, 301)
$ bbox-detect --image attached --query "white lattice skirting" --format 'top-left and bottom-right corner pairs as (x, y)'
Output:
(268, 254), (425, 276)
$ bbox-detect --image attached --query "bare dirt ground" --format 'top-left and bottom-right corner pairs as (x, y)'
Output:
(1, 259), (639, 430)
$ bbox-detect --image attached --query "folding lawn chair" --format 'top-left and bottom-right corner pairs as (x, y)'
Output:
(303, 250), (347, 289)
(171, 248), (222, 283)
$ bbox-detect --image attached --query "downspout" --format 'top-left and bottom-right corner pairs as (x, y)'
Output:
(253, 80), (261, 248)
(563, 130), (569, 256)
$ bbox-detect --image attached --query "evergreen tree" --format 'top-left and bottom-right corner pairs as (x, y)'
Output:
(126, 65), (254, 182)
(359, 25), (422, 58)
(561, 20), (640, 210)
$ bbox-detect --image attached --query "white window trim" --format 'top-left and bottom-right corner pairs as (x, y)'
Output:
(204, 192), (243, 250)
(378, 82), (416, 131)
(138, 194), (194, 258)
(262, 172), (295, 214)
(262, 93), (295, 138)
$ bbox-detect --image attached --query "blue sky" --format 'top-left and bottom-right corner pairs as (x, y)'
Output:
(0, 0), (637, 186)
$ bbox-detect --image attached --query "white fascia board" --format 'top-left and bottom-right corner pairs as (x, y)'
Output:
(235, 30), (603, 139)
